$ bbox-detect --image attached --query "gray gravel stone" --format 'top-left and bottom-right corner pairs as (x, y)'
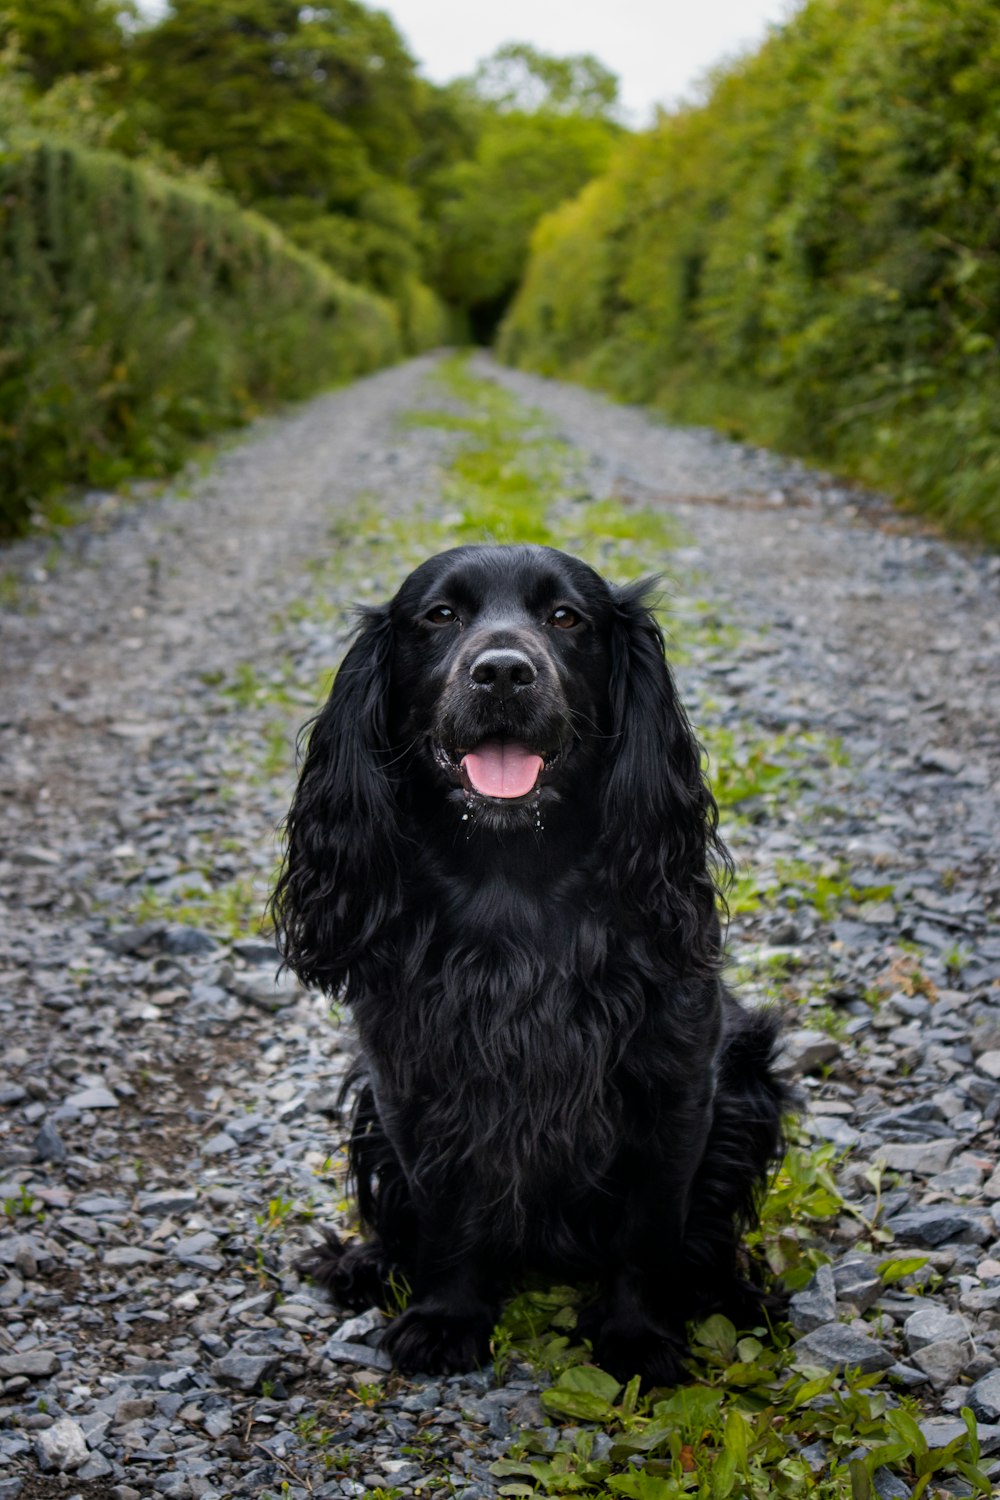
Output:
(32, 1417), (89, 1472)
(137, 1189), (199, 1214)
(324, 1338), (393, 1372)
(63, 1085), (119, 1110)
(103, 1246), (159, 1267)
(789, 1264), (837, 1332)
(831, 1258), (882, 1313)
(0, 1351), (60, 1379)
(212, 1353), (281, 1391)
(877, 1140), (959, 1175)
(775, 1029), (841, 1077)
(968, 1371), (1000, 1423)
(872, 1470), (911, 1499)
(886, 1207), (994, 1247)
(912, 1340), (975, 1391)
(904, 1308), (973, 1353)
(792, 1323), (893, 1374)
(31, 1119), (66, 1163)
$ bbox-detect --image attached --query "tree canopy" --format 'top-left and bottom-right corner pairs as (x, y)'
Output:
(2, 0), (622, 334)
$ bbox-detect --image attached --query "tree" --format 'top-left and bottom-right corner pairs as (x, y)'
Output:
(130, 0), (424, 211)
(471, 42), (619, 120)
(0, 0), (132, 91)
(428, 46), (622, 337)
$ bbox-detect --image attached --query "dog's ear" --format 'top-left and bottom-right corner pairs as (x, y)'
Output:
(600, 581), (727, 972)
(271, 606), (403, 992)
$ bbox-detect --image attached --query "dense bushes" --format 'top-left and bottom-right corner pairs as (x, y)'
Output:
(0, 5), (618, 531)
(0, 139), (400, 533)
(431, 109), (618, 341)
(501, 0), (1000, 544)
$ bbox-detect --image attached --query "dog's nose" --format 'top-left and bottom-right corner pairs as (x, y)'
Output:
(469, 648), (537, 700)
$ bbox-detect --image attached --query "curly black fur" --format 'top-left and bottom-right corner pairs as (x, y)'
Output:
(272, 544), (787, 1384)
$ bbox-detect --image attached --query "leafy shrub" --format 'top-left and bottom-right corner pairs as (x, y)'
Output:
(502, 0), (1000, 545)
(0, 137), (400, 532)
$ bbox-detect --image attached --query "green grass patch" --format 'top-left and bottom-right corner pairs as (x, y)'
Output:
(132, 875), (267, 939)
(485, 1138), (990, 1498)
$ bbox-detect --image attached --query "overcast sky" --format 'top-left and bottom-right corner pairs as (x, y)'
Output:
(379, 0), (800, 123)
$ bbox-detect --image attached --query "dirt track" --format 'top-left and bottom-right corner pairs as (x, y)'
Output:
(1, 352), (998, 1498)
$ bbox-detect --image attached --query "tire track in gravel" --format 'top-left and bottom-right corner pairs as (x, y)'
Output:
(0, 351), (998, 1499)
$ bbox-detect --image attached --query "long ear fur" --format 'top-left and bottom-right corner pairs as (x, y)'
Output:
(270, 606), (402, 992)
(600, 580), (729, 974)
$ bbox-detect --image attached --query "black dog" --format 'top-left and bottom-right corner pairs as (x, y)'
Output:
(272, 544), (785, 1385)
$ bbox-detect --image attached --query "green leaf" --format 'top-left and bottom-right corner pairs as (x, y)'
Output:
(960, 1406), (980, 1465)
(711, 1448), (737, 1498)
(652, 1385), (725, 1435)
(722, 1360), (771, 1389)
(555, 1364), (623, 1402)
(723, 1409), (748, 1468)
(691, 1314), (737, 1362)
(954, 1459), (995, 1498)
(849, 1458), (872, 1500)
(885, 1406), (927, 1459)
(736, 1336), (764, 1362)
(620, 1373), (642, 1419)
(877, 1255), (929, 1286)
(540, 1387), (617, 1422)
(791, 1372), (836, 1406)
(608, 1469), (677, 1500)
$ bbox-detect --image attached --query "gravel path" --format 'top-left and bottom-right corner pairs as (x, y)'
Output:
(1, 351), (998, 1499)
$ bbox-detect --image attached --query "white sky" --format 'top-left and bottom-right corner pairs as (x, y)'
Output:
(379, 0), (801, 123)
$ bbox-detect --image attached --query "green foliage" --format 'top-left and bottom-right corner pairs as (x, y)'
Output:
(470, 42), (620, 119)
(0, 0), (131, 92)
(431, 107), (619, 337)
(122, 0), (453, 345)
(503, 0), (1000, 545)
(132, 874), (266, 937)
(487, 1170), (992, 1499)
(0, 134), (399, 533)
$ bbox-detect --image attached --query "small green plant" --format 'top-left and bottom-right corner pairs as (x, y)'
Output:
(942, 942), (971, 975)
(351, 1381), (385, 1406)
(3, 1184), (43, 1220)
(255, 1195), (296, 1230)
(132, 875), (265, 938)
(0, 572), (21, 608)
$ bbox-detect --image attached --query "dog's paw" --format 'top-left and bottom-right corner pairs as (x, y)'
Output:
(719, 1273), (786, 1330)
(593, 1320), (689, 1390)
(382, 1302), (493, 1375)
(299, 1232), (392, 1311)
(573, 1295), (608, 1347)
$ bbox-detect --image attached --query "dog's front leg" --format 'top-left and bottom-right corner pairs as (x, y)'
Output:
(380, 1200), (498, 1375)
(592, 1103), (714, 1388)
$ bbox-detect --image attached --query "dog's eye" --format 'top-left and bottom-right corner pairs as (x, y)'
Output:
(425, 605), (459, 626)
(549, 606), (581, 630)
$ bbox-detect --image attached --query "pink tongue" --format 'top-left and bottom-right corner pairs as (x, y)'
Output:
(462, 740), (543, 799)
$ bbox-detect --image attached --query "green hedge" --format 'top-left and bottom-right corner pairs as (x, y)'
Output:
(0, 138), (402, 533)
(501, 0), (1000, 546)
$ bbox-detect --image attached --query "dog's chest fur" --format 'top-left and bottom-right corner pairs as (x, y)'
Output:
(353, 888), (718, 1238)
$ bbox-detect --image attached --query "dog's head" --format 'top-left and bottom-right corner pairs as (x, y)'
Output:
(273, 544), (725, 989)
(387, 545), (614, 831)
